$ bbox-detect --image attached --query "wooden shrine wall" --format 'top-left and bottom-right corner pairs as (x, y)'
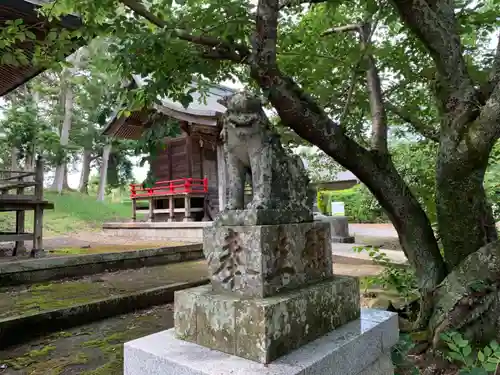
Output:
(149, 131), (220, 213)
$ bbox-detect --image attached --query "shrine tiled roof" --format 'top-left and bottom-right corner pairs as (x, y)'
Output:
(103, 77), (236, 139)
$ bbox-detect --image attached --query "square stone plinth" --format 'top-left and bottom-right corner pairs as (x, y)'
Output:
(203, 222), (332, 298)
(214, 208), (313, 226)
(174, 276), (360, 364)
(124, 309), (399, 375)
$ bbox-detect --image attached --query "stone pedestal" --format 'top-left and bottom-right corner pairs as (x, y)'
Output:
(330, 216), (355, 243)
(168, 220), (362, 365)
(315, 215), (355, 243)
(214, 208), (313, 226)
(124, 309), (399, 375)
(203, 222), (332, 297)
(174, 278), (360, 363)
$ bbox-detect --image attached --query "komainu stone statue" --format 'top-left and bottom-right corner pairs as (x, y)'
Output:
(216, 91), (313, 225)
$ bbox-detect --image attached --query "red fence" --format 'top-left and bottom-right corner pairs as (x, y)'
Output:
(130, 178), (208, 198)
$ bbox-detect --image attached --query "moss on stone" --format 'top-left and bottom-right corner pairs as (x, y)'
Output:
(51, 330), (74, 338)
(27, 352), (89, 375)
(81, 332), (129, 349)
(4, 345), (56, 369)
(81, 345), (122, 375)
(50, 242), (185, 256)
(0, 260), (207, 320)
(4, 282), (106, 318)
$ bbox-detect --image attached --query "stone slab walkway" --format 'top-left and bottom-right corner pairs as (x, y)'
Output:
(0, 260), (207, 321)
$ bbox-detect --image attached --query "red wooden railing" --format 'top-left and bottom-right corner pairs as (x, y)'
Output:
(129, 178), (208, 198)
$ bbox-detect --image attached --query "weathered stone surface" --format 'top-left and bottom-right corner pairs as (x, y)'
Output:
(216, 92), (313, 224)
(214, 208), (312, 226)
(203, 222), (332, 298)
(174, 276), (360, 364)
(125, 309), (398, 375)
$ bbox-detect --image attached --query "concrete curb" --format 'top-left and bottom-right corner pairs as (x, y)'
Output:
(0, 278), (209, 349)
(0, 244), (204, 286)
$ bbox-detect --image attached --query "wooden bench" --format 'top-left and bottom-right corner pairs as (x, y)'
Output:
(130, 178), (209, 222)
(0, 157), (53, 257)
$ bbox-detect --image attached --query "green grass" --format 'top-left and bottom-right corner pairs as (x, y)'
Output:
(0, 190), (139, 237)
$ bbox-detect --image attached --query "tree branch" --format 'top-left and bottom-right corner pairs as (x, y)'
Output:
(118, 0), (250, 63)
(278, 0), (326, 10)
(322, 20), (388, 152)
(250, 65), (447, 297)
(360, 22), (387, 154)
(389, 0), (476, 110)
(472, 82), (500, 153)
(252, 0), (280, 71)
(321, 24), (361, 36)
(338, 69), (358, 126)
(385, 101), (440, 142)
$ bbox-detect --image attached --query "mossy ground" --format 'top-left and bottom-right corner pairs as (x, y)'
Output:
(0, 304), (174, 375)
(0, 260), (207, 319)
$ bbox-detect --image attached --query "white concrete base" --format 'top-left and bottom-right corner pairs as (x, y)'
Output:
(124, 308), (399, 375)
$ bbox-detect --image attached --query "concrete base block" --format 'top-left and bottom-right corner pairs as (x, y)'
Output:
(124, 308), (399, 375)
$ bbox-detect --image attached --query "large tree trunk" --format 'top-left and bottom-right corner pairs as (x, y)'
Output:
(52, 50), (83, 193)
(436, 145), (498, 269)
(52, 74), (73, 193)
(63, 164), (71, 190)
(10, 146), (18, 175)
(97, 144), (112, 201)
(79, 150), (92, 194)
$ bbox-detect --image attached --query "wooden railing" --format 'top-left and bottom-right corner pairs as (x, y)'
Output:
(129, 178), (209, 222)
(129, 178), (208, 198)
(0, 157), (53, 257)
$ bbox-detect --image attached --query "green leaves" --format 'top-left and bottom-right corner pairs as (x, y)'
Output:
(440, 332), (500, 374)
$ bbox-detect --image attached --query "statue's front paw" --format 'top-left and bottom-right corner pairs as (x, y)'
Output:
(248, 200), (268, 210)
